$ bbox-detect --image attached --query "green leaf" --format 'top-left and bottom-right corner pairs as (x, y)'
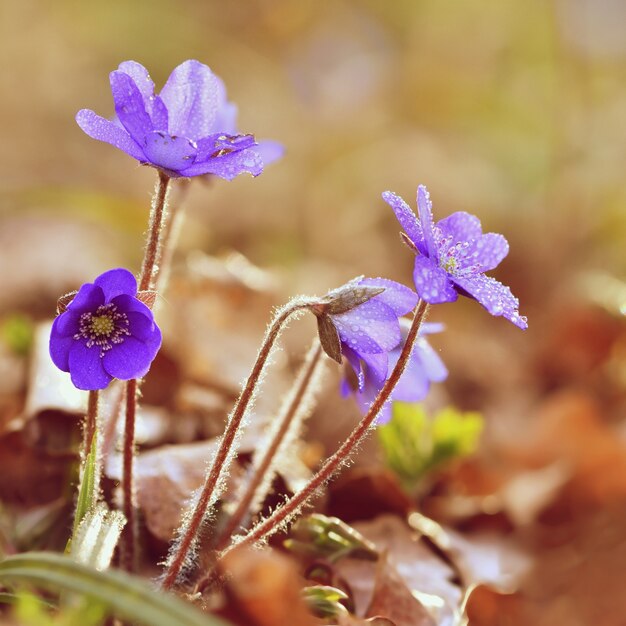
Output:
(70, 433), (99, 548)
(378, 403), (483, 492)
(0, 552), (232, 626)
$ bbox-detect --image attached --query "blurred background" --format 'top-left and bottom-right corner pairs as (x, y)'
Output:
(0, 1), (625, 624)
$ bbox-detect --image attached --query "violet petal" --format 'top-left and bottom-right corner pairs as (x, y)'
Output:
(382, 190), (425, 254)
(94, 268), (138, 301)
(413, 255), (458, 304)
(110, 71), (154, 145)
(76, 110), (145, 161)
(68, 342), (112, 390)
(102, 336), (152, 380)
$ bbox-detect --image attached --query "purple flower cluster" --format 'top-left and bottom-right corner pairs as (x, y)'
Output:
(49, 269), (161, 390)
(384, 185), (527, 329)
(319, 278), (447, 422)
(76, 60), (282, 180)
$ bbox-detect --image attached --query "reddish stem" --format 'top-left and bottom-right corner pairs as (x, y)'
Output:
(197, 300), (429, 592)
(120, 378), (138, 572)
(160, 298), (314, 590)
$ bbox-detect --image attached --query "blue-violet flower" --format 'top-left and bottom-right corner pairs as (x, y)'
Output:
(317, 276), (417, 365)
(383, 185), (527, 329)
(76, 60), (281, 179)
(49, 268), (162, 390)
(342, 321), (448, 424)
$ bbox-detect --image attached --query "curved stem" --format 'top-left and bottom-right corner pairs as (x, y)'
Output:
(198, 300), (429, 591)
(215, 342), (324, 550)
(160, 298), (315, 590)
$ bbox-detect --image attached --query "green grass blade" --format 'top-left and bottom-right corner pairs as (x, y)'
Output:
(0, 552), (232, 626)
(72, 433), (99, 542)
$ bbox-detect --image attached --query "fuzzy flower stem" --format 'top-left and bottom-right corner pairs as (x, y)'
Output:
(161, 298), (315, 590)
(215, 341), (324, 550)
(139, 171), (171, 292)
(121, 171), (170, 572)
(120, 378), (138, 572)
(83, 390), (99, 458)
(198, 300), (429, 591)
(153, 179), (190, 292)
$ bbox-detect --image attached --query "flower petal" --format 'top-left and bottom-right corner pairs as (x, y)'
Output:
(142, 131), (198, 172)
(451, 273), (527, 329)
(76, 110), (145, 161)
(333, 299), (401, 354)
(117, 61), (155, 105)
(111, 294), (152, 316)
(359, 278), (417, 316)
(180, 148), (263, 179)
(102, 336), (153, 380)
(212, 76), (238, 133)
(254, 140), (284, 167)
(51, 311), (81, 338)
(159, 60), (219, 139)
(413, 255), (458, 304)
(68, 342), (112, 390)
(94, 268), (137, 301)
(413, 338), (448, 382)
(462, 233), (509, 272)
(341, 344), (365, 392)
(382, 191), (425, 254)
(66, 283), (104, 313)
(437, 211), (482, 244)
(361, 351), (389, 387)
(416, 185), (439, 259)
(49, 317), (75, 371)
(110, 70), (154, 145)
(127, 312), (162, 359)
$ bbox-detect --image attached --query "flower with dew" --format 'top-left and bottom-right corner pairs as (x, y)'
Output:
(383, 185), (527, 329)
(342, 320), (448, 424)
(76, 60), (282, 180)
(315, 275), (418, 370)
(49, 268), (162, 390)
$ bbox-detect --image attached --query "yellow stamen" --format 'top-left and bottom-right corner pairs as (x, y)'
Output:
(91, 315), (114, 336)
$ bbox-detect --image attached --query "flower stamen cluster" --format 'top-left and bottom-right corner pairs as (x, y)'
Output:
(75, 303), (131, 354)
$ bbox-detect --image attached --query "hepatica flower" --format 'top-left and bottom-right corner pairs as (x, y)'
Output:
(76, 60), (281, 180)
(315, 277), (418, 366)
(49, 269), (162, 390)
(342, 321), (448, 424)
(383, 185), (527, 329)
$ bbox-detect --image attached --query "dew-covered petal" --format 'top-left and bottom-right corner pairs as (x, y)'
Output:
(333, 299), (401, 354)
(361, 351), (389, 387)
(461, 233), (509, 272)
(117, 61), (154, 103)
(437, 211), (482, 244)
(254, 140), (284, 166)
(382, 191), (425, 254)
(142, 131), (197, 172)
(95, 268), (137, 301)
(341, 344), (365, 393)
(159, 60), (219, 139)
(66, 283), (104, 313)
(451, 273), (527, 329)
(180, 148), (263, 180)
(76, 110), (145, 162)
(413, 255), (458, 304)
(68, 342), (112, 390)
(110, 71), (154, 145)
(194, 133), (257, 162)
(359, 278), (417, 316)
(102, 336), (152, 380)
(416, 185), (438, 259)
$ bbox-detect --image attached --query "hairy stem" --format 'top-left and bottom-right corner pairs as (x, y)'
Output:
(83, 389), (99, 459)
(160, 298), (315, 590)
(120, 379), (138, 573)
(215, 342), (324, 550)
(120, 171), (170, 572)
(139, 171), (171, 292)
(198, 300), (429, 591)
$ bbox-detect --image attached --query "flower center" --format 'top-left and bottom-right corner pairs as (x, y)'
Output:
(75, 303), (130, 355)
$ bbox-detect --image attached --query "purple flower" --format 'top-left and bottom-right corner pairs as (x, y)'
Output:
(342, 321), (448, 425)
(49, 268), (162, 390)
(383, 185), (527, 329)
(317, 277), (418, 366)
(76, 60), (282, 180)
